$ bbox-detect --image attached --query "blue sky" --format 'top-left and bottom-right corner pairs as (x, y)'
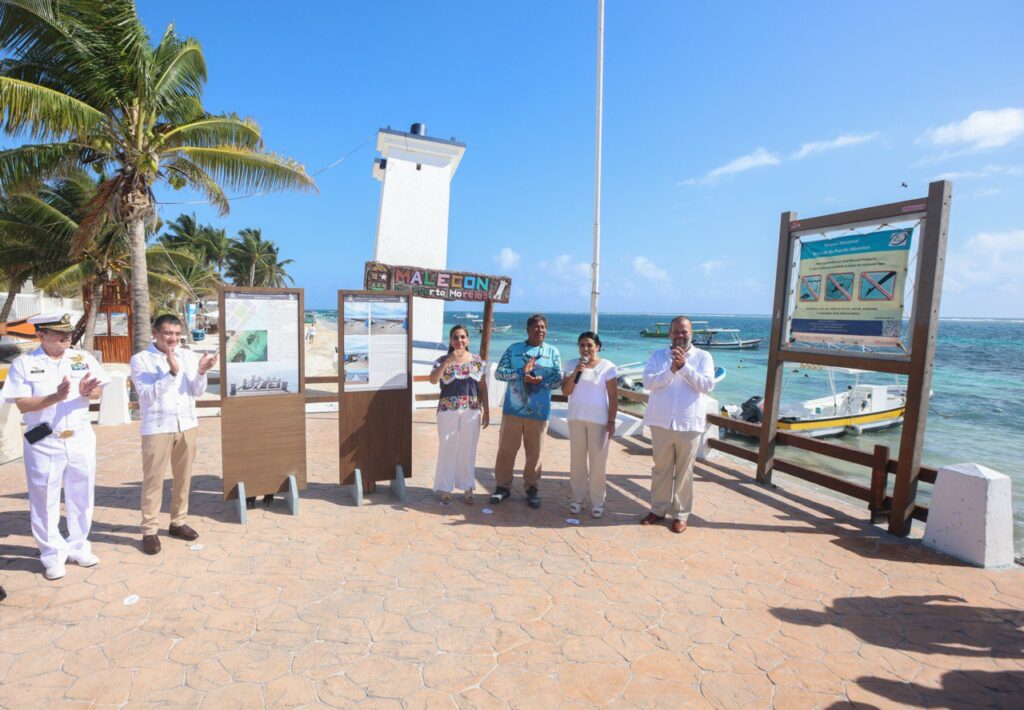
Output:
(137, 1), (1024, 316)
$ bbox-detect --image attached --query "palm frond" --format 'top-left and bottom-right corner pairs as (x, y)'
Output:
(161, 156), (230, 215)
(6, 189), (78, 238)
(152, 32), (206, 108)
(0, 0), (67, 57)
(35, 259), (93, 290)
(0, 141), (83, 190)
(0, 76), (104, 139)
(160, 114), (262, 151)
(162, 145), (317, 197)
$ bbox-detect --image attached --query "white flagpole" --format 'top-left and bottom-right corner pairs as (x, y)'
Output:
(590, 0), (605, 333)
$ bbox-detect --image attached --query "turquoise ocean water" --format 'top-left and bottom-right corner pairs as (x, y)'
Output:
(313, 308), (1024, 553)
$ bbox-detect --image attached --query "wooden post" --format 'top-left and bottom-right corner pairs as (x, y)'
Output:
(888, 180), (952, 535)
(869, 444), (890, 523)
(755, 211), (796, 484)
(480, 299), (493, 362)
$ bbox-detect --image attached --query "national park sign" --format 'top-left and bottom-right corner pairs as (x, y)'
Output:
(364, 262), (512, 303)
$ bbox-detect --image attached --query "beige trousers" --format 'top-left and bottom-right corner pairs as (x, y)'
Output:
(649, 427), (701, 521)
(568, 420), (608, 508)
(140, 427), (198, 535)
(494, 414), (547, 488)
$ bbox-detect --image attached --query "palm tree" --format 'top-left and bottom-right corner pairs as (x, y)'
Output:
(0, 188), (75, 321)
(225, 227), (292, 287)
(0, 1), (316, 352)
(159, 213), (205, 252)
(200, 226), (231, 279)
(24, 172), (198, 349)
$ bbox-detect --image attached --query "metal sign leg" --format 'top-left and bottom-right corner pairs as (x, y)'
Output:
(392, 464), (406, 502)
(236, 481), (248, 525)
(285, 474), (300, 516)
(350, 468), (364, 506)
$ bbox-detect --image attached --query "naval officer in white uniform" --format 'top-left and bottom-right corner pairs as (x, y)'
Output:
(1, 314), (109, 580)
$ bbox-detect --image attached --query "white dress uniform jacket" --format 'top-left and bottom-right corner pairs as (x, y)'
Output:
(1, 347), (110, 569)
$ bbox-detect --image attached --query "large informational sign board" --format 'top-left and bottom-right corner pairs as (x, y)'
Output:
(219, 286), (307, 500)
(790, 228), (912, 346)
(338, 291), (413, 492)
(340, 293), (409, 392)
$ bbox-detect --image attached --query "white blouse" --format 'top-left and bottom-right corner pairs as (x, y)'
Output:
(564, 358), (618, 425)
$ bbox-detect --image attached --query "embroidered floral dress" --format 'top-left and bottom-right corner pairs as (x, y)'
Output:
(435, 355), (486, 412)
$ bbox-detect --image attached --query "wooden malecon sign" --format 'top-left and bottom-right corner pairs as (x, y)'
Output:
(364, 261), (511, 303)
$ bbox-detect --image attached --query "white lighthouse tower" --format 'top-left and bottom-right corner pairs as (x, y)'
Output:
(372, 123), (465, 344)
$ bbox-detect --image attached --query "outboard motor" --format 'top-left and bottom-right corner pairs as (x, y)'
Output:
(740, 395), (764, 424)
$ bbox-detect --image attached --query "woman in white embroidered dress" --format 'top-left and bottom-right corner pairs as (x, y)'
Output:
(429, 325), (489, 504)
(561, 331), (617, 517)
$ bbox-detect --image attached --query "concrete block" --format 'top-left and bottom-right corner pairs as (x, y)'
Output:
(98, 370), (131, 425)
(923, 463), (1014, 568)
(0, 400), (23, 464)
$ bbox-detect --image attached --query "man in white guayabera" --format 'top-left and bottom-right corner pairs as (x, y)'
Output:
(130, 314), (217, 555)
(640, 316), (716, 534)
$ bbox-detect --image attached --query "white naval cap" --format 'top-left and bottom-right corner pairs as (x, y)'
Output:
(28, 313), (74, 332)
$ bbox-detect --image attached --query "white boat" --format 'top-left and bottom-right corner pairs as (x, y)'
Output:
(692, 327), (762, 350)
(723, 366), (914, 438)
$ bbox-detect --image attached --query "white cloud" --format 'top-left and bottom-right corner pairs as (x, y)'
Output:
(932, 164), (1024, 181)
(695, 259), (730, 277)
(684, 148), (780, 185)
(496, 247), (520, 270)
(791, 132), (879, 160)
(632, 256), (670, 283)
(944, 230), (1024, 296)
(535, 254), (591, 299)
(922, 108), (1024, 150)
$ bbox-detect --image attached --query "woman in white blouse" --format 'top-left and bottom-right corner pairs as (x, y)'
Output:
(561, 332), (617, 517)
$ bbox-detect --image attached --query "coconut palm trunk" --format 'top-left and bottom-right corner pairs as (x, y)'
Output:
(81, 279), (104, 351)
(0, 274), (26, 322)
(128, 215), (152, 352)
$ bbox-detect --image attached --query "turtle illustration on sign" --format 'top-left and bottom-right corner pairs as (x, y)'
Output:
(799, 275), (821, 302)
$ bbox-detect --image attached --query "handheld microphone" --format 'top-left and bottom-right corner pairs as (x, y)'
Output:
(574, 356), (589, 384)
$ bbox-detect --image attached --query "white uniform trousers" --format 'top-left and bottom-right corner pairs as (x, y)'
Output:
(568, 420), (609, 508)
(434, 408), (481, 493)
(23, 427), (96, 569)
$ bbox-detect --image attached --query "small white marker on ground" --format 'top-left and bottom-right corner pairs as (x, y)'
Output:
(566, 518), (581, 525)
(123, 594), (140, 606)
(482, 508), (493, 515)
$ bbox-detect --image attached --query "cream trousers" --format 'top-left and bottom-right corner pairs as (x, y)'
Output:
(434, 408), (481, 493)
(568, 420), (609, 508)
(649, 427), (701, 521)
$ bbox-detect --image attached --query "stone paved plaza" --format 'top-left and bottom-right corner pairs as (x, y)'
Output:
(1, 411), (1022, 708)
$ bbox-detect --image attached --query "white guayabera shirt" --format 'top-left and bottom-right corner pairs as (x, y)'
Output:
(130, 344), (209, 436)
(641, 346), (716, 432)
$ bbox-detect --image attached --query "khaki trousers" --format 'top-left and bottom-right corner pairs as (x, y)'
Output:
(494, 414), (547, 489)
(649, 427), (701, 521)
(568, 420), (608, 508)
(140, 427), (198, 535)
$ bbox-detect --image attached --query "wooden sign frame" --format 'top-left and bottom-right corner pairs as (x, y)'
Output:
(756, 180), (951, 536)
(338, 290), (413, 493)
(219, 286), (307, 500)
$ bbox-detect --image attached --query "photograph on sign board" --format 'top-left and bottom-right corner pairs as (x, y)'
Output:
(344, 336), (370, 385)
(227, 329), (269, 362)
(110, 312), (129, 336)
(370, 300), (407, 335)
(229, 367), (294, 396)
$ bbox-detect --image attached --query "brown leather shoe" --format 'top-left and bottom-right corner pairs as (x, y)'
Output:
(168, 524), (199, 541)
(670, 519), (687, 534)
(640, 512), (665, 526)
(142, 535), (161, 555)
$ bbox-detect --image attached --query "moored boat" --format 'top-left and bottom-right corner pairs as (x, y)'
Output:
(692, 327), (762, 350)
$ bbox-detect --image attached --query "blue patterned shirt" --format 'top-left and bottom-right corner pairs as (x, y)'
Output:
(494, 341), (562, 421)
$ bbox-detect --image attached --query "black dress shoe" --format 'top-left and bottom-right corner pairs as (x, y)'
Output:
(489, 487), (511, 504)
(142, 535), (161, 555)
(526, 486), (541, 509)
(262, 494), (274, 507)
(168, 524), (199, 541)
(246, 496), (256, 509)
(0, 585), (7, 602)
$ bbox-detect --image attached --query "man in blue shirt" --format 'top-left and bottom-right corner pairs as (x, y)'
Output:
(490, 314), (562, 508)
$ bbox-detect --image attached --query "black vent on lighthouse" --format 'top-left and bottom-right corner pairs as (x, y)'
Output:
(410, 123), (427, 136)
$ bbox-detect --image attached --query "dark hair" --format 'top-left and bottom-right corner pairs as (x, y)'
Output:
(577, 331), (602, 350)
(447, 324), (469, 354)
(670, 316), (692, 328)
(526, 314), (547, 328)
(153, 313), (183, 330)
